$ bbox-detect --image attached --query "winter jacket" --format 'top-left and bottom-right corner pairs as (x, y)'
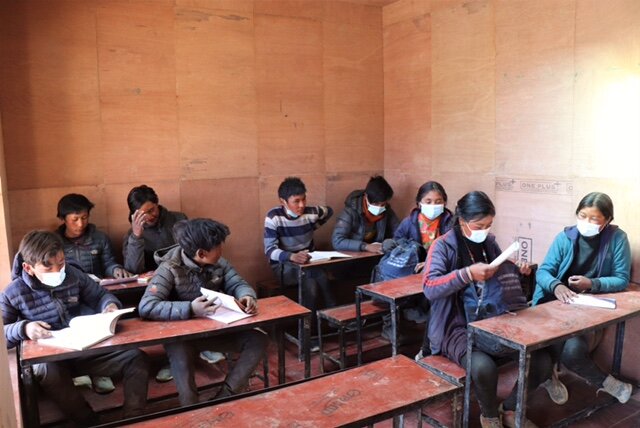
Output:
(532, 224), (631, 305)
(332, 190), (399, 251)
(1, 254), (120, 349)
(422, 229), (501, 364)
(394, 208), (454, 244)
(138, 245), (256, 321)
(123, 206), (187, 274)
(56, 223), (122, 277)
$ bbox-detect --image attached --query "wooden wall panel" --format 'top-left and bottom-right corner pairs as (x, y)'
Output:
(253, 0), (323, 20)
(323, 4), (384, 173)
(176, 0), (254, 13)
(255, 14), (325, 176)
(97, 0), (180, 184)
(176, 5), (258, 180)
(0, 114), (13, 288)
(430, 0), (495, 175)
(0, 1), (102, 190)
(383, 0), (430, 27)
(495, 0), (575, 177)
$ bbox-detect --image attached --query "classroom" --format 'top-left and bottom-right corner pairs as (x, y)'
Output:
(1, 0), (639, 426)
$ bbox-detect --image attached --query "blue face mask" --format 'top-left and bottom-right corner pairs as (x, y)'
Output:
(40, 266), (66, 287)
(420, 203), (444, 220)
(285, 207), (300, 219)
(367, 201), (386, 216)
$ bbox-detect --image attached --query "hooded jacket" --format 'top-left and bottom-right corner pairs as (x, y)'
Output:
(138, 245), (256, 321)
(332, 190), (400, 251)
(1, 254), (120, 349)
(56, 223), (122, 277)
(394, 207), (454, 247)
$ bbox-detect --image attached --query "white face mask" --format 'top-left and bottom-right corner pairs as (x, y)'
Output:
(576, 219), (601, 237)
(284, 207), (300, 219)
(40, 266), (66, 287)
(465, 227), (491, 244)
(367, 201), (386, 216)
(420, 203), (444, 220)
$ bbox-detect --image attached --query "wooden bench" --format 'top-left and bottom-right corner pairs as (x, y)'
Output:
(417, 355), (466, 428)
(317, 300), (389, 373)
(125, 355), (461, 428)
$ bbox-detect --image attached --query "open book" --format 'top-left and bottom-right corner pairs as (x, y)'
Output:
(308, 251), (352, 263)
(569, 294), (617, 309)
(200, 288), (254, 324)
(489, 241), (520, 267)
(38, 307), (135, 350)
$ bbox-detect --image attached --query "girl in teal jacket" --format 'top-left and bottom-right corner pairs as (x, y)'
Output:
(533, 192), (632, 405)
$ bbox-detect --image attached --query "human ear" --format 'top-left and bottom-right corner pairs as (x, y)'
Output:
(22, 262), (35, 276)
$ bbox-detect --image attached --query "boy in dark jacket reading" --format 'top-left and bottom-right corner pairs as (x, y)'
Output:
(0, 231), (149, 425)
(138, 218), (268, 405)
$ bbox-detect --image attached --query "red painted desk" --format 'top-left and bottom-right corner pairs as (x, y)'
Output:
(18, 295), (310, 428)
(464, 287), (640, 427)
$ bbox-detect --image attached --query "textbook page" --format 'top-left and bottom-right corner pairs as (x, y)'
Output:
(38, 307), (135, 350)
(200, 288), (253, 324)
(569, 294), (616, 309)
(489, 242), (520, 267)
(308, 251), (352, 263)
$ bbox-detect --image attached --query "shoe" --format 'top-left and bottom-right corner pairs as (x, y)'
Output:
(541, 366), (568, 405)
(480, 415), (503, 428)
(199, 350), (226, 364)
(214, 383), (234, 399)
(72, 375), (92, 388)
(499, 404), (538, 428)
(598, 375), (632, 404)
(414, 349), (425, 362)
(309, 338), (320, 353)
(155, 365), (173, 382)
(92, 376), (115, 394)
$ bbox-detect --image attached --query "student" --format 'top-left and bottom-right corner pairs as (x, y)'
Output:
(138, 219), (268, 405)
(1, 231), (149, 425)
(122, 184), (187, 275)
(264, 177), (335, 347)
(424, 191), (554, 428)
(55, 193), (133, 394)
(332, 175), (399, 254)
(533, 192), (632, 404)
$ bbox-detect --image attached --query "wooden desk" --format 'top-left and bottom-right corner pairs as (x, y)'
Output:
(125, 355), (459, 428)
(18, 296), (311, 428)
(355, 274), (423, 363)
(285, 251), (382, 357)
(464, 288), (640, 428)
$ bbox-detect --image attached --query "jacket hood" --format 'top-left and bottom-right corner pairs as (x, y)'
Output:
(563, 223), (618, 242)
(153, 244), (181, 265)
(344, 189), (365, 210)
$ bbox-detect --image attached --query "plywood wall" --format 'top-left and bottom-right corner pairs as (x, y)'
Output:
(383, 0), (640, 281)
(0, 0), (384, 285)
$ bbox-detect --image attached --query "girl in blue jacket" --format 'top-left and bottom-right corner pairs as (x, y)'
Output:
(533, 192), (632, 404)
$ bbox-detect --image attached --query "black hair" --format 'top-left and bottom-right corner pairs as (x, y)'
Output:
(576, 192), (614, 221)
(19, 230), (64, 267)
(278, 177), (306, 201)
(455, 191), (496, 222)
(365, 175), (394, 204)
(173, 218), (230, 258)
(127, 185), (159, 219)
(416, 181), (448, 205)
(56, 194), (94, 219)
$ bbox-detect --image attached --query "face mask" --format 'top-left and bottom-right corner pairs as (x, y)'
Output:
(465, 226), (490, 244)
(284, 207), (300, 219)
(40, 266), (66, 287)
(367, 202), (386, 216)
(420, 203), (444, 220)
(576, 219), (601, 237)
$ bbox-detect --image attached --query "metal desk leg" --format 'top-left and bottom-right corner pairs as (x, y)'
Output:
(515, 349), (531, 428)
(303, 314), (311, 379)
(297, 267), (305, 361)
(463, 328), (474, 428)
(612, 321), (626, 377)
(22, 364), (40, 428)
(356, 290), (363, 366)
(276, 325), (285, 384)
(391, 302), (398, 356)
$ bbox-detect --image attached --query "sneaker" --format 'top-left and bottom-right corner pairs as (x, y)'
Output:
(414, 349), (425, 362)
(72, 375), (92, 388)
(480, 415), (503, 428)
(598, 374), (632, 404)
(92, 376), (115, 394)
(199, 350), (226, 364)
(499, 404), (538, 428)
(541, 366), (569, 405)
(155, 365), (173, 382)
(309, 338), (320, 353)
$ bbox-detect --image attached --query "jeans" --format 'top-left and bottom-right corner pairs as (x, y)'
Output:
(550, 333), (607, 387)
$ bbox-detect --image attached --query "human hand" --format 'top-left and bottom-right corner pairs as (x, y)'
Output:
(131, 209), (147, 238)
(290, 251), (311, 265)
(468, 263), (498, 282)
(238, 296), (257, 314)
(102, 303), (119, 313)
(554, 284), (577, 303)
(113, 267), (134, 279)
(515, 260), (532, 276)
(414, 262), (426, 273)
(191, 295), (220, 317)
(25, 321), (52, 340)
(364, 242), (383, 254)
(567, 275), (592, 292)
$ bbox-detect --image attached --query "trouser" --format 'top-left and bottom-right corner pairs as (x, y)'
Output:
(461, 348), (552, 418)
(164, 329), (269, 406)
(549, 332), (607, 387)
(33, 349), (149, 424)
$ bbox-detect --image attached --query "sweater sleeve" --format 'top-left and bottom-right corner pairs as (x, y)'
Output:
(331, 208), (365, 251)
(123, 230), (146, 274)
(423, 237), (472, 301)
(138, 264), (192, 321)
(264, 215), (291, 263)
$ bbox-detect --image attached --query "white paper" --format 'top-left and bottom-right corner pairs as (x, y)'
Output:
(489, 241), (520, 267)
(569, 294), (616, 309)
(200, 288), (253, 324)
(308, 251), (352, 263)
